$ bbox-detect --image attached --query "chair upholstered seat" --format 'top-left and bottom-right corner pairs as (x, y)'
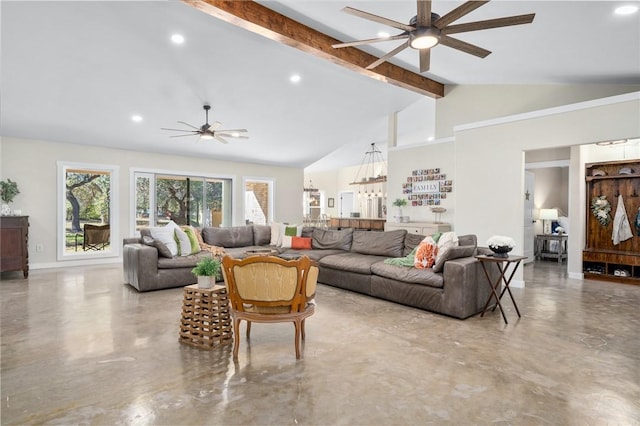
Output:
(221, 254), (318, 359)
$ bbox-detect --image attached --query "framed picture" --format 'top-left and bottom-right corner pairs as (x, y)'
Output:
(328, 198), (335, 208)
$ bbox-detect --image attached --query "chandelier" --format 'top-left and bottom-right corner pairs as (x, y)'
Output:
(350, 143), (387, 198)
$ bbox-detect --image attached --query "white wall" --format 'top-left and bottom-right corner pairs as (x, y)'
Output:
(0, 137), (303, 268)
(387, 141), (455, 224)
(454, 93), (640, 285)
(396, 97), (436, 146)
(436, 84), (640, 139)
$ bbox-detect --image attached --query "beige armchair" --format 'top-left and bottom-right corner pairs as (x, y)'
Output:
(221, 255), (318, 359)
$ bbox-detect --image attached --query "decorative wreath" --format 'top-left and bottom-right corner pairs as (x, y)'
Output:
(591, 195), (611, 226)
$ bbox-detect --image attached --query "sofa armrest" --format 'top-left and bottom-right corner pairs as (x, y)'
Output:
(123, 243), (159, 291)
(123, 237), (142, 245)
(441, 256), (494, 319)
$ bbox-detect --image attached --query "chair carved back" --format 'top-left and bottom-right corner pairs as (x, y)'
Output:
(222, 255), (316, 313)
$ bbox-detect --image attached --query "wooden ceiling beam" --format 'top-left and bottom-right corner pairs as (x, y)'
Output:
(182, 0), (445, 98)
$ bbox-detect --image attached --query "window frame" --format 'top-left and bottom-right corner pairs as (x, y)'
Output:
(129, 167), (236, 236)
(57, 161), (120, 261)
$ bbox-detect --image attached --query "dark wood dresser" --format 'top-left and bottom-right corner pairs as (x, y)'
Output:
(1, 216), (29, 278)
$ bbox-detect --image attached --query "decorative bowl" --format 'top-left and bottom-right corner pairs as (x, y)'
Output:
(489, 245), (512, 258)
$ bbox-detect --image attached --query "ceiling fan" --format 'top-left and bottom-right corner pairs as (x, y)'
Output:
(332, 0), (535, 73)
(161, 105), (248, 144)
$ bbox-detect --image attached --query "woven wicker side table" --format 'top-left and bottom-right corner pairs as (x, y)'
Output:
(179, 284), (233, 350)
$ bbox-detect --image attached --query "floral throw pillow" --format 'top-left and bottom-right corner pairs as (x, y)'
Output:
(414, 236), (439, 269)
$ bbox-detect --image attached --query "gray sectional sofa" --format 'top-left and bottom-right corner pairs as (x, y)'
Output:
(123, 225), (496, 319)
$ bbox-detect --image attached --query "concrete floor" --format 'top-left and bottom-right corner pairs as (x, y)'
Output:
(1, 261), (639, 425)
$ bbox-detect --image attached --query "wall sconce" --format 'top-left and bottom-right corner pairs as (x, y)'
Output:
(539, 208), (558, 234)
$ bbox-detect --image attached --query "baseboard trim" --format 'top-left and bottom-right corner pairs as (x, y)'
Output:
(31, 258), (122, 270)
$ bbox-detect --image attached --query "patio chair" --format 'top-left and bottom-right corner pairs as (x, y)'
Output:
(83, 224), (110, 251)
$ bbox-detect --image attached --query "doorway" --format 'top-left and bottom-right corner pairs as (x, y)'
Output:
(339, 191), (355, 218)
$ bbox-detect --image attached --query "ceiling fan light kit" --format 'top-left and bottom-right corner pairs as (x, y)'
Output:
(409, 28), (440, 49)
(161, 104), (248, 144)
(333, 0), (535, 73)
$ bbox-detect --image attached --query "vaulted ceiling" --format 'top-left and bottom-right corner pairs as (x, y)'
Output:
(2, 1), (639, 170)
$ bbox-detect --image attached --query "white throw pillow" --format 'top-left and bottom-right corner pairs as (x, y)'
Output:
(270, 222), (284, 246)
(435, 232), (458, 265)
(281, 235), (293, 248)
(149, 225), (178, 257)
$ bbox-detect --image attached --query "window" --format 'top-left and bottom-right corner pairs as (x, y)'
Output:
(132, 171), (232, 234)
(244, 178), (274, 225)
(57, 161), (119, 260)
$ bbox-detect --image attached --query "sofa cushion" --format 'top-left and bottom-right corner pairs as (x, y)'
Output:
(202, 226), (254, 248)
(371, 262), (444, 289)
(301, 226), (315, 238)
(158, 251), (212, 269)
(458, 234), (477, 247)
(432, 245), (476, 273)
(403, 233), (425, 256)
(320, 252), (388, 274)
(312, 228), (353, 251)
(281, 248), (346, 262)
(252, 224), (271, 246)
(351, 229), (406, 258)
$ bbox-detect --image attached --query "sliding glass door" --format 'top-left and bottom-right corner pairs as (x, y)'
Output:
(133, 171), (232, 234)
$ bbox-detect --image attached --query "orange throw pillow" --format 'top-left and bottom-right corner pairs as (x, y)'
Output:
(291, 236), (312, 250)
(414, 237), (439, 269)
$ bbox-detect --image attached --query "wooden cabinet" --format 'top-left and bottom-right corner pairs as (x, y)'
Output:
(384, 221), (451, 235)
(1, 216), (29, 278)
(329, 218), (386, 231)
(583, 160), (639, 284)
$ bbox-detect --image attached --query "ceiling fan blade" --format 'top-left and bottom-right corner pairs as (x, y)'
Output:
(333, 34), (408, 48)
(216, 129), (248, 133)
(366, 41), (410, 70)
(419, 49), (431, 73)
(177, 121), (200, 130)
(416, 0), (432, 27)
(215, 136), (230, 144)
(442, 13), (535, 35)
(433, 1), (489, 29)
(207, 121), (222, 131)
(169, 134), (199, 138)
(342, 6), (415, 32)
(439, 35), (491, 58)
(161, 128), (199, 133)
(218, 134), (249, 139)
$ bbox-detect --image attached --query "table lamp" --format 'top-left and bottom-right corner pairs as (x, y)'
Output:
(539, 208), (558, 234)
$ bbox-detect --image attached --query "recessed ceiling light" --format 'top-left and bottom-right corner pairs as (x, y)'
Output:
(171, 34), (185, 44)
(377, 31), (390, 38)
(131, 115), (143, 123)
(290, 74), (301, 83)
(615, 5), (638, 15)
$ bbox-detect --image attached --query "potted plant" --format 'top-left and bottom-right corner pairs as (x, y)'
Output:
(191, 256), (221, 289)
(392, 198), (407, 222)
(0, 179), (20, 216)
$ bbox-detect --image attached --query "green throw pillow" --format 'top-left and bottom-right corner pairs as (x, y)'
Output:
(182, 227), (201, 254)
(285, 225), (300, 237)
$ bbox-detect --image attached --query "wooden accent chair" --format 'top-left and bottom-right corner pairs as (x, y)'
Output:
(221, 255), (318, 359)
(83, 224), (110, 251)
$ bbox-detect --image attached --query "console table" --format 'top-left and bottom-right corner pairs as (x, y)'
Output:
(535, 234), (568, 263)
(1, 216), (29, 278)
(329, 218), (385, 231)
(385, 221), (451, 236)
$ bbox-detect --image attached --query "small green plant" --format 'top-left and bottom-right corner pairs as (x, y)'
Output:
(191, 257), (221, 277)
(0, 179), (20, 204)
(392, 198), (407, 207)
